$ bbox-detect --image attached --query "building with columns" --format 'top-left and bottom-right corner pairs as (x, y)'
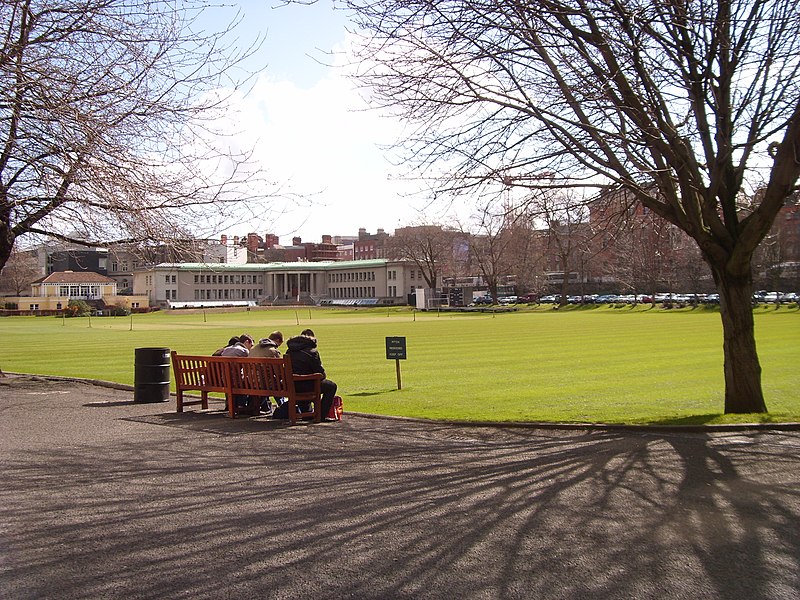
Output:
(132, 259), (435, 307)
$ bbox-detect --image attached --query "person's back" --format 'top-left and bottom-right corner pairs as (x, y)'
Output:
(220, 334), (254, 357)
(249, 330), (283, 359)
(283, 330), (337, 421)
(213, 336), (240, 356)
(249, 331), (285, 414)
(285, 334), (323, 377)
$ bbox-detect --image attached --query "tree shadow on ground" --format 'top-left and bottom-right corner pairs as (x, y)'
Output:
(2, 407), (799, 599)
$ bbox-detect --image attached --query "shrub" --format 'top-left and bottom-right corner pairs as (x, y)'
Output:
(65, 300), (91, 317)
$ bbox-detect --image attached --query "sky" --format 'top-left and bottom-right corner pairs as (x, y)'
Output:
(197, 1), (445, 245)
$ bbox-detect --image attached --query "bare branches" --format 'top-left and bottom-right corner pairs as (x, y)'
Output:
(0, 0), (273, 271)
(345, 1), (800, 248)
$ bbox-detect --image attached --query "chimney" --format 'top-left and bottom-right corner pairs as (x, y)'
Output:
(358, 228), (367, 240)
(233, 236), (240, 246)
(247, 233), (259, 253)
(292, 236), (302, 246)
(221, 234), (227, 245)
(322, 234), (332, 244)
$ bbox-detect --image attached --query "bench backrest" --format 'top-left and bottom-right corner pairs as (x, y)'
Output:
(226, 355), (295, 399)
(171, 352), (301, 397)
(171, 352), (230, 394)
(171, 352), (322, 422)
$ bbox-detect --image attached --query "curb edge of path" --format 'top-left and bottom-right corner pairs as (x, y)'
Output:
(3, 371), (799, 433)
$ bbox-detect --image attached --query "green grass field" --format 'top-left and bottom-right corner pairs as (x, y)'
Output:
(1, 304), (798, 424)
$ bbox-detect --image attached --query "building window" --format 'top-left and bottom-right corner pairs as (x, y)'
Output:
(165, 276), (170, 284)
(171, 275), (176, 283)
(29, 304), (39, 310)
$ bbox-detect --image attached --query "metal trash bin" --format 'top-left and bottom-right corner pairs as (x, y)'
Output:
(134, 347), (171, 403)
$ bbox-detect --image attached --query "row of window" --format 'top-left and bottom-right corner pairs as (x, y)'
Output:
(57, 285), (103, 298)
(193, 274), (262, 285)
(193, 288), (263, 301)
(111, 262), (138, 272)
(328, 271), (376, 283)
(329, 287), (377, 299)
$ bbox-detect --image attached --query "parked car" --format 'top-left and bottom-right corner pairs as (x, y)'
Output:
(517, 293), (539, 303)
(472, 295), (493, 305)
(498, 295), (518, 305)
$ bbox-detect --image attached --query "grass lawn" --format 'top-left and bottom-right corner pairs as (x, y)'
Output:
(1, 304), (798, 425)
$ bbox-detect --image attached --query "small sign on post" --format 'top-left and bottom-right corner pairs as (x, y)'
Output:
(385, 336), (407, 389)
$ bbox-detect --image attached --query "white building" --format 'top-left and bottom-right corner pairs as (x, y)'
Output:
(132, 259), (436, 308)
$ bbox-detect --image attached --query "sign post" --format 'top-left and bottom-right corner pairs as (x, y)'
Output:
(385, 336), (407, 390)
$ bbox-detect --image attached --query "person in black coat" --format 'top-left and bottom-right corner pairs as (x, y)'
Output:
(284, 329), (337, 421)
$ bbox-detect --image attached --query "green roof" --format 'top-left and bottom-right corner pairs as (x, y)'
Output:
(153, 259), (392, 272)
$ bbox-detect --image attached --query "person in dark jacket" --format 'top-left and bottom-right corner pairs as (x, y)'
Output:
(284, 329), (337, 421)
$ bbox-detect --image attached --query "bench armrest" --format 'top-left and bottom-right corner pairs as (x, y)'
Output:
(293, 373), (324, 381)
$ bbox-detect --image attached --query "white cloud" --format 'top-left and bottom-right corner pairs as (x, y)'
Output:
(210, 46), (430, 242)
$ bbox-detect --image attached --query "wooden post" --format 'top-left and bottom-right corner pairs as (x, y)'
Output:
(395, 359), (402, 390)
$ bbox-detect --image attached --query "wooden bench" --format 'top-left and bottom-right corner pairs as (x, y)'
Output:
(170, 352), (323, 425)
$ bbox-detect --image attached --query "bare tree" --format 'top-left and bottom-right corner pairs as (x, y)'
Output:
(528, 191), (594, 305)
(0, 0), (273, 275)
(344, 0), (800, 413)
(385, 223), (454, 291)
(503, 219), (548, 299)
(0, 245), (41, 295)
(458, 204), (517, 303)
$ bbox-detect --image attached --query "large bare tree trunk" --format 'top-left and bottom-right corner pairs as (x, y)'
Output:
(711, 264), (767, 414)
(0, 219), (13, 276)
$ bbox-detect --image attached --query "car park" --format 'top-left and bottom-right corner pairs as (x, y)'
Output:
(516, 293), (539, 303)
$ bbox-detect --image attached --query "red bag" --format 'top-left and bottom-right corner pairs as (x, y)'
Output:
(327, 395), (343, 421)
